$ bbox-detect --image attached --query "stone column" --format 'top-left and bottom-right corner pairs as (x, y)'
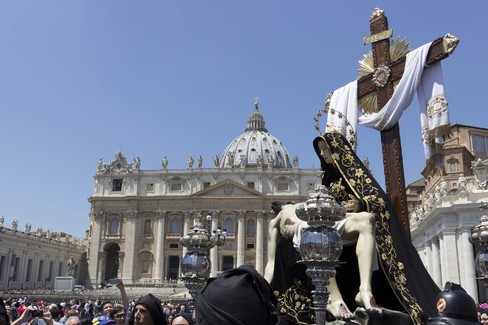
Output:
(182, 212), (192, 256)
(122, 209), (138, 283)
(19, 251), (27, 289)
(154, 211), (167, 280)
(432, 237), (441, 287)
(118, 252), (125, 279)
(236, 211), (245, 267)
(97, 251), (107, 286)
(210, 211), (220, 277)
(442, 231), (460, 283)
(461, 228), (477, 300)
(255, 211), (265, 274)
(425, 240), (432, 274)
(439, 234), (447, 285)
(88, 211), (103, 288)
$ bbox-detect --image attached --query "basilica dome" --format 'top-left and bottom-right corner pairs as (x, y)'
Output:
(219, 100), (292, 169)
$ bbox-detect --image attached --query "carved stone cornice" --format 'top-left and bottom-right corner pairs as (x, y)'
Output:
(256, 210), (266, 219)
(125, 209), (138, 222)
(155, 209), (167, 221)
(92, 211), (104, 221)
(236, 210), (246, 219)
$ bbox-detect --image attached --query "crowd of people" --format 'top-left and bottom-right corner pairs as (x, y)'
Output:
(0, 277), (195, 325)
(0, 265), (300, 325)
(0, 293), (194, 325)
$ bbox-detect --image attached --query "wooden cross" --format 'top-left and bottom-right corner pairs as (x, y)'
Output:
(357, 8), (458, 235)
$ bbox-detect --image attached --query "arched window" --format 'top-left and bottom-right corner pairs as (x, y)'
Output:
(224, 217), (234, 235)
(143, 220), (152, 236)
(247, 219), (255, 237)
(108, 218), (119, 235)
(170, 218), (182, 234)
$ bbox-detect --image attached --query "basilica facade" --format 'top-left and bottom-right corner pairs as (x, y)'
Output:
(86, 101), (319, 288)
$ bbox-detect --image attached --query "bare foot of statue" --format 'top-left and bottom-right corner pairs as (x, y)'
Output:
(326, 300), (354, 319)
(355, 290), (380, 312)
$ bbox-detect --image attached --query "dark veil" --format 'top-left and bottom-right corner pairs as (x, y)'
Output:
(312, 132), (440, 324)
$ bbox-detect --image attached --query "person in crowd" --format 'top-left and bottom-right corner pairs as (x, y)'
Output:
(11, 305), (53, 325)
(77, 304), (90, 321)
(59, 304), (72, 324)
(427, 282), (478, 324)
(66, 317), (81, 325)
(93, 279), (128, 325)
(171, 313), (193, 325)
(480, 309), (488, 325)
(128, 294), (166, 325)
(5, 299), (18, 322)
(109, 306), (126, 325)
(48, 304), (63, 325)
(0, 299), (10, 325)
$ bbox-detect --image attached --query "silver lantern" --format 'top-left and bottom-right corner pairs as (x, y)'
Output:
(297, 185), (346, 325)
(180, 220), (216, 310)
(470, 203), (488, 287)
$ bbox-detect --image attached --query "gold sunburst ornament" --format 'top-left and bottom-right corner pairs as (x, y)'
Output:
(358, 37), (411, 114)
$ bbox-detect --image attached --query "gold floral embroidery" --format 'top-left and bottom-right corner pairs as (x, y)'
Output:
(276, 279), (315, 325)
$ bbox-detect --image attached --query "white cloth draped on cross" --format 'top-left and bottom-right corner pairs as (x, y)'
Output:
(325, 42), (450, 168)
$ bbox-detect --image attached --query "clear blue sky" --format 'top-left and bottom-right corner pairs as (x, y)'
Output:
(1, 1), (486, 238)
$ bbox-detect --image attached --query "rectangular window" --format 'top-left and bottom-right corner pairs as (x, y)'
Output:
(449, 162), (458, 172)
(146, 183), (154, 192)
(37, 260), (44, 282)
(170, 183), (182, 191)
(472, 135), (488, 154)
(246, 243), (255, 249)
(277, 182), (289, 191)
(451, 181), (458, 189)
(13, 258), (19, 281)
(112, 179), (123, 191)
(0, 256), (5, 279)
(169, 243), (179, 249)
(247, 182), (255, 190)
(58, 262), (63, 276)
(203, 182), (211, 189)
(26, 259), (33, 282)
(48, 261), (53, 280)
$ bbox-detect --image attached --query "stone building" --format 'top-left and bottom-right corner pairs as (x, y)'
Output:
(409, 124), (488, 302)
(86, 101), (319, 288)
(0, 217), (87, 291)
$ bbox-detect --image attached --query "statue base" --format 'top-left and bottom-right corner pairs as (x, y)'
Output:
(328, 307), (412, 325)
(54, 276), (75, 292)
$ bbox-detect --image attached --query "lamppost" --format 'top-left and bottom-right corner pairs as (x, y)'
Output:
(297, 185), (345, 325)
(206, 214), (227, 247)
(470, 202), (488, 287)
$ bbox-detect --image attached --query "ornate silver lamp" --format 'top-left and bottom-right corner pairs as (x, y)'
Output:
(180, 220), (215, 310)
(180, 214), (227, 310)
(297, 185), (346, 325)
(470, 202), (488, 287)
